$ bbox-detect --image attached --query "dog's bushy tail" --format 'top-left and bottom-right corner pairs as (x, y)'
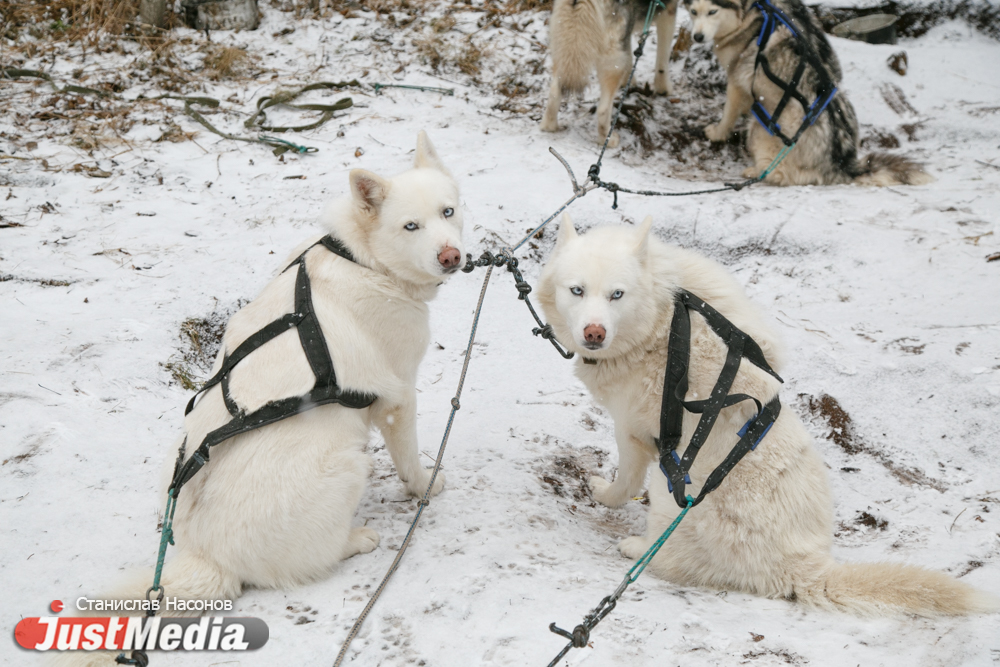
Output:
(854, 153), (934, 186)
(549, 0), (603, 92)
(794, 561), (999, 616)
(92, 549), (240, 614)
(50, 551), (240, 666)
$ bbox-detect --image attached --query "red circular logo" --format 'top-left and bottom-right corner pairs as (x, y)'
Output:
(50, 600), (63, 613)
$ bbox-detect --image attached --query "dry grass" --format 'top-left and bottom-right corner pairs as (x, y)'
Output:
(0, 0), (141, 46)
(203, 44), (257, 79)
(414, 34), (446, 70)
(456, 39), (485, 75)
(430, 14), (457, 32)
(414, 33), (489, 77)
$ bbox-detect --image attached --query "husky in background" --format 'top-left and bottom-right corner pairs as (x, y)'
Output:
(56, 133), (464, 667)
(685, 0), (932, 186)
(541, 0), (679, 147)
(538, 216), (998, 615)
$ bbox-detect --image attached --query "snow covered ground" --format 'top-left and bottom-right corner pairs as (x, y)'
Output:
(2, 2), (999, 666)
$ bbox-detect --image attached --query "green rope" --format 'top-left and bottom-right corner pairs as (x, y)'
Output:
(167, 94), (318, 156)
(755, 142), (795, 182)
(3, 69), (352, 156)
(243, 80), (357, 133)
(2, 67), (110, 97)
(627, 494), (693, 582)
(546, 494), (695, 666)
(641, 0), (667, 35)
(151, 489), (177, 593)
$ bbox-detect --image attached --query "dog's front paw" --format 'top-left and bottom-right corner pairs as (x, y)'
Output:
(618, 536), (650, 560)
(589, 475), (626, 508)
(704, 123), (729, 143)
(742, 165), (761, 179)
(600, 130), (620, 149)
(540, 116), (560, 133)
(407, 468), (445, 498)
(346, 527), (380, 557)
(652, 73), (671, 96)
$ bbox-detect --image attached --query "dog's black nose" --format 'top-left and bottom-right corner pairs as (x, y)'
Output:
(693, 32), (704, 43)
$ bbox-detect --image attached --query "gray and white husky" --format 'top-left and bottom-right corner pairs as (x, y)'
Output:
(686, 0), (932, 186)
(541, 0), (679, 147)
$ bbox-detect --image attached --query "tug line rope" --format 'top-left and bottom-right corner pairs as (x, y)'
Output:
(333, 260), (496, 667)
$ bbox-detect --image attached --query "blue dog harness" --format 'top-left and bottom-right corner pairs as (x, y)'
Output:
(748, 0), (838, 146)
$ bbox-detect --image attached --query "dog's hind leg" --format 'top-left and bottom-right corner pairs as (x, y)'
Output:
(652, 1), (677, 95)
(595, 58), (629, 147)
(372, 393), (445, 498)
(590, 429), (654, 508)
(541, 76), (562, 133)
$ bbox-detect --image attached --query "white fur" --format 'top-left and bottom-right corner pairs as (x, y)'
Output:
(539, 217), (999, 616)
(55, 132), (464, 667)
(541, 0), (679, 147)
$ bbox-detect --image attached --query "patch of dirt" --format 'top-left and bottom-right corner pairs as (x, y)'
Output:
(161, 301), (245, 389)
(741, 647), (808, 665)
(885, 337), (925, 355)
(956, 560), (984, 577)
(799, 393), (947, 492)
(837, 510), (889, 536)
(887, 51), (908, 76)
(0, 273), (74, 287)
(583, 43), (745, 181)
(861, 128), (901, 150)
(2, 441), (40, 467)
(880, 83), (918, 117)
(539, 450), (605, 502)
(900, 121), (925, 142)
(531, 441), (645, 536)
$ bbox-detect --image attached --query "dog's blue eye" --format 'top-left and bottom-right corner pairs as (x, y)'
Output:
(690, 9), (697, 15)
(611, 290), (624, 300)
(708, 8), (717, 14)
(443, 207), (454, 218)
(404, 222), (419, 231)
(570, 286), (584, 296)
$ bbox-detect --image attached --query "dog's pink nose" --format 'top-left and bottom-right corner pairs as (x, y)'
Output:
(438, 246), (461, 270)
(584, 324), (606, 344)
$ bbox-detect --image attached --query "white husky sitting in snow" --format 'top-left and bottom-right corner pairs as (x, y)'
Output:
(538, 215), (998, 615)
(58, 132), (464, 665)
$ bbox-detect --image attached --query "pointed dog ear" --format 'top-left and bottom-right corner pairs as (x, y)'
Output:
(635, 215), (654, 261)
(555, 212), (578, 250)
(414, 131), (450, 174)
(350, 169), (390, 213)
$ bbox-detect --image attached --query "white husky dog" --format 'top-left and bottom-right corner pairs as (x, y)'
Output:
(57, 132), (464, 666)
(538, 215), (998, 615)
(541, 0), (679, 147)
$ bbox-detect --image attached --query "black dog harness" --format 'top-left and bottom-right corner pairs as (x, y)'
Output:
(655, 289), (783, 508)
(749, 0), (838, 147)
(169, 235), (377, 496)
